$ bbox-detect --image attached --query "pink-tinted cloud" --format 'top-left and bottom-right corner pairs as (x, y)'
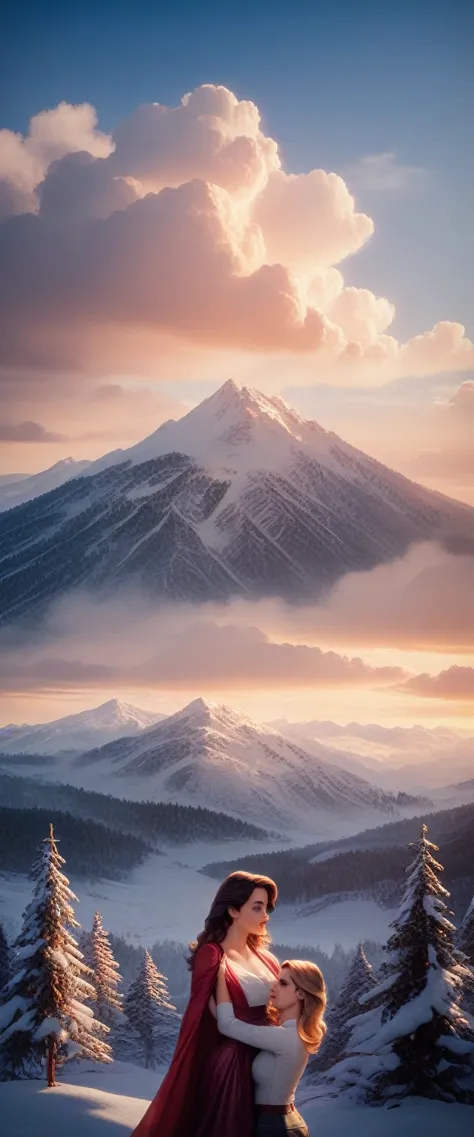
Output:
(0, 103), (112, 219)
(405, 380), (474, 489)
(0, 372), (188, 472)
(38, 150), (140, 222)
(252, 169), (374, 270)
(0, 86), (473, 386)
(402, 665), (474, 700)
(328, 287), (395, 349)
(0, 421), (67, 443)
(0, 180), (334, 359)
(110, 84), (279, 196)
(0, 601), (407, 695)
(217, 544), (474, 653)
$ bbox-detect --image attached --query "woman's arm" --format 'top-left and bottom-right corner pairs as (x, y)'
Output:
(216, 1003), (297, 1055)
(215, 959), (294, 1053)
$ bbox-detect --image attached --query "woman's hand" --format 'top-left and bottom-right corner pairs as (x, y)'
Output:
(216, 954), (231, 1006)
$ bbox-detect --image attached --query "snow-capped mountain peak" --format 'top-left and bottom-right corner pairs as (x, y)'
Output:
(0, 699), (165, 756)
(1, 380), (473, 618)
(88, 379), (328, 478)
(74, 696), (410, 834)
(201, 378), (308, 438)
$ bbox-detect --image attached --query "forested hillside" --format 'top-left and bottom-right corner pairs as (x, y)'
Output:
(0, 771), (271, 843)
(203, 803), (474, 917)
(0, 807), (151, 878)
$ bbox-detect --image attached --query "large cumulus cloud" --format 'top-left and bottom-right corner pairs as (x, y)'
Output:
(0, 84), (473, 387)
(0, 102), (112, 219)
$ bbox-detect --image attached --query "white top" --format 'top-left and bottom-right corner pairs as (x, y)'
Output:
(217, 1005), (308, 1105)
(228, 957), (275, 1007)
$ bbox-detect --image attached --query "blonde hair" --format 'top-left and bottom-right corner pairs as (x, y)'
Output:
(282, 959), (327, 1054)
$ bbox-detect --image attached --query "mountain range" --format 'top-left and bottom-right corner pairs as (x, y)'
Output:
(37, 696), (427, 833)
(1, 695), (426, 834)
(1, 697), (470, 804)
(1, 380), (473, 624)
(268, 718), (473, 788)
(0, 698), (164, 755)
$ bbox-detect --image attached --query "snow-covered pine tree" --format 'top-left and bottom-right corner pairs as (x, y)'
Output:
(0, 922), (11, 994)
(456, 894), (474, 1014)
(0, 824), (111, 1085)
(328, 825), (474, 1105)
(308, 943), (376, 1078)
(81, 911), (122, 1041)
(457, 895), (474, 967)
(119, 950), (180, 1069)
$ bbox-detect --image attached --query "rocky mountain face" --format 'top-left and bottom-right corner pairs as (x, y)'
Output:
(1, 380), (473, 624)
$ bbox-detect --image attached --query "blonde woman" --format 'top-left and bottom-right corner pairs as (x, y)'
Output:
(216, 955), (326, 1136)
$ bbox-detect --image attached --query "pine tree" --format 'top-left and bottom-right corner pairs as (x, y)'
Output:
(81, 912), (122, 1043)
(308, 943), (376, 1078)
(0, 824), (111, 1085)
(119, 950), (180, 1069)
(457, 895), (474, 967)
(0, 922), (11, 994)
(327, 825), (474, 1105)
(456, 894), (474, 1014)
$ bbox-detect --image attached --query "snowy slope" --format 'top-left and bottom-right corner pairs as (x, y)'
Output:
(1, 380), (473, 622)
(0, 457), (91, 513)
(0, 699), (165, 755)
(0, 853), (218, 948)
(1, 1062), (472, 1137)
(73, 697), (408, 832)
(0, 863), (395, 954)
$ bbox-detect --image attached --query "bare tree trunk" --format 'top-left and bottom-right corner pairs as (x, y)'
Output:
(47, 1038), (57, 1087)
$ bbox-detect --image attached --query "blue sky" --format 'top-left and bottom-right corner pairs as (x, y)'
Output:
(2, 0), (473, 340)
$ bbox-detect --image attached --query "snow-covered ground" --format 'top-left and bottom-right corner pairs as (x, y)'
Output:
(0, 849), (395, 951)
(272, 897), (397, 952)
(0, 854), (216, 946)
(0, 1062), (472, 1137)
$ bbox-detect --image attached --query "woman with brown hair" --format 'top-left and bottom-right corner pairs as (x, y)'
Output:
(216, 955), (327, 1136)
(130, 870), (279, 1137)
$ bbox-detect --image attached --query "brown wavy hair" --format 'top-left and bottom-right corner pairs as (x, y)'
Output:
(187, 870), (278, 969)
(270, 960), (327, 1054)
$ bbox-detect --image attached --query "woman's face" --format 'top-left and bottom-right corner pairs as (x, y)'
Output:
(269, 966), (301, 1013)
(229, 887), (270, 936)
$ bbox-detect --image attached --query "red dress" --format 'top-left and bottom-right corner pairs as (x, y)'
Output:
(130, 942), (279, 1137)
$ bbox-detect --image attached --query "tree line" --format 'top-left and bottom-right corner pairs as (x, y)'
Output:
(306, 825), (474, 1107)
(204, 803), (474, 910)
(0, 770), (271, 843)
(0, 825), (180, 1085)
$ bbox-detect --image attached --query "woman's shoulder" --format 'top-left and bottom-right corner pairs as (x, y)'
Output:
(194, 942), (223, 968)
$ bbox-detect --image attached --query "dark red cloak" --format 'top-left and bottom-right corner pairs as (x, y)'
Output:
(130, 942), (279, 1137)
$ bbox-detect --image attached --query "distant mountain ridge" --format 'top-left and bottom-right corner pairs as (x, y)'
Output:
(0, 457), (91, 513)
(268, 718), (474, 789)
(1, 380), (473, 623)
(0, 698), (165, 755)
(72, 696), (426, 833)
